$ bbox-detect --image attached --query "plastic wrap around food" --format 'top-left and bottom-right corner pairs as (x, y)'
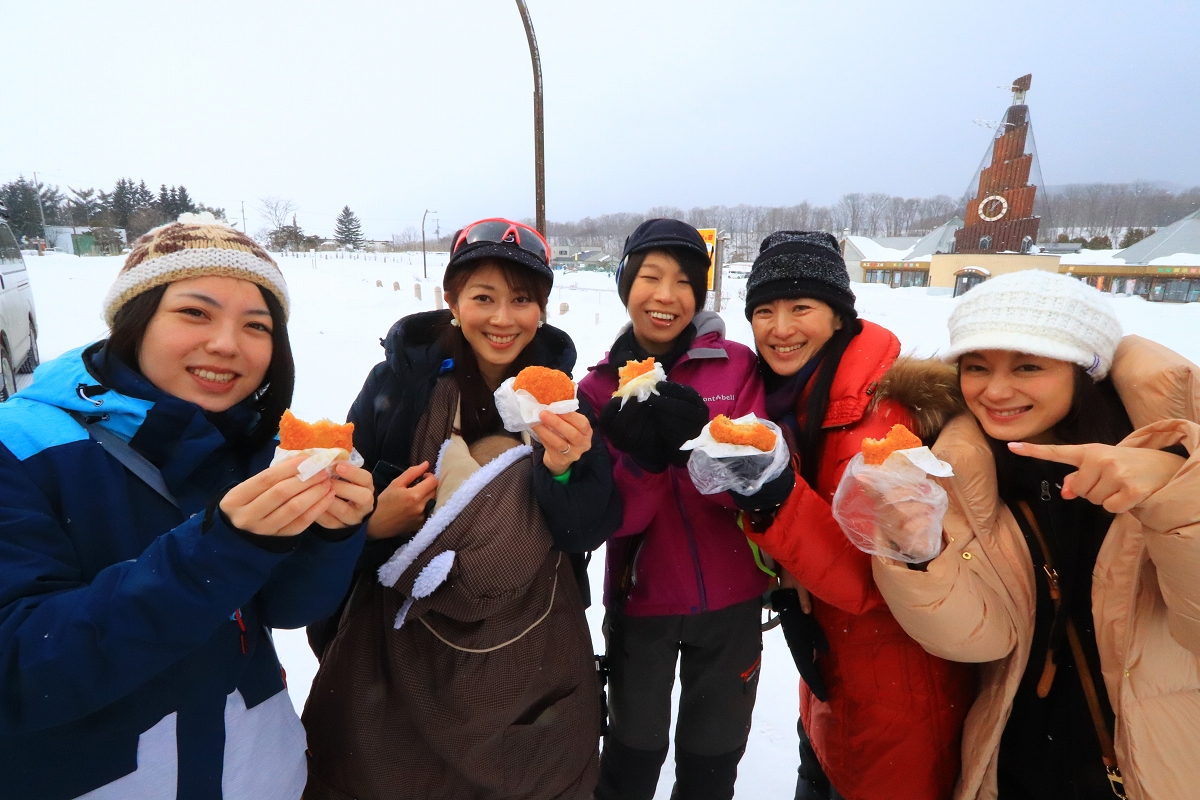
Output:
(612, 360), (667, 408)
(494, 376), (580, 437)
(681, 414), (790, 495)
(270, 446), (365, 482)
(832, 449), (952, 564)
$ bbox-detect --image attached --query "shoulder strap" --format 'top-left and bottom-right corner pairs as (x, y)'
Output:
(1015, 500), (1127, 799)
(67, 411), (181, 510)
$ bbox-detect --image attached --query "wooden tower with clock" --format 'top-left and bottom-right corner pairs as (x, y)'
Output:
(954, 74), (1041, 255)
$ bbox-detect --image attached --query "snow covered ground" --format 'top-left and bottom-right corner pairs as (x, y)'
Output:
(17, 250), (1200, 798)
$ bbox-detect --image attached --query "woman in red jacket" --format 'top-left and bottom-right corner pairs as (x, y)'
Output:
(742, 232), (976, 800)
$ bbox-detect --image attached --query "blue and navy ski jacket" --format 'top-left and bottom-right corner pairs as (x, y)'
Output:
(0, 344), (365, 800)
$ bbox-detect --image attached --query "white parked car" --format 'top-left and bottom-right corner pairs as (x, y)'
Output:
(0, 221), (39, 401)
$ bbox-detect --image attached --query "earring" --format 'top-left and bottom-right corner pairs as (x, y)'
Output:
(451, 318), (460, 327)
(538, 320), (544, 328)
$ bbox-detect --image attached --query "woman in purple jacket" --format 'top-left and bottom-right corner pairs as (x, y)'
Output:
(579, 219), (794, 800)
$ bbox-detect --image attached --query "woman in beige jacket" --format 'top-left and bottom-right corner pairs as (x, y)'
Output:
(845, 270), (1200, 800)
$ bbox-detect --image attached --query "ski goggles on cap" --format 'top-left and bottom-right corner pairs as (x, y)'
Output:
(452, 218), (550, 264)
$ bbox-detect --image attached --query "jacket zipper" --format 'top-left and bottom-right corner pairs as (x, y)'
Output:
(670, 469), (709, 613)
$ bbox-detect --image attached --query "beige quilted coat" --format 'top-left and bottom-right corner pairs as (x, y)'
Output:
(873, 336), (1200, 800)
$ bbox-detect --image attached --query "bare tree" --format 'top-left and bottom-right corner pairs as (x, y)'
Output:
(258, 197), (297, 231)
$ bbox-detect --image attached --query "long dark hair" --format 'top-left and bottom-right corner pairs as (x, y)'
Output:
(980, 365), (1133, 498)
(797, 315), (864, 487)
(441, 258), (552, 443)
(104, 283), (295, 451)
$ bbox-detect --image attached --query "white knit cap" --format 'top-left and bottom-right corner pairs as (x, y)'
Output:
(103, 212), (290, 326)
(944, 270), (1122, 380)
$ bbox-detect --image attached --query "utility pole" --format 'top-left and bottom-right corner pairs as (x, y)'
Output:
(713, 232), (728, 312)
(32, 172), (48, 241)
(515, 0), (545, 236)
(422, 208), (437, 279)
(241, 201), (247, 235)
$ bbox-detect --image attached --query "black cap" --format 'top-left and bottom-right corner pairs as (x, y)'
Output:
(616, 218), (711, 309)
(744, 231), (856, 320)
(445, 229), (554, 285)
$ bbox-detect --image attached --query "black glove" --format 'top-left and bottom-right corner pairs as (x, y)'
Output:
(731, 467), (796, 513)
(771, 588), (830, 702)
(647, 382), (710, 467)
(600, 393), (669, 472)
(600, 381), (710, 472)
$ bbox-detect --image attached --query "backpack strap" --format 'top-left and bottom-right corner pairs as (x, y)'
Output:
(68, 410), (181, 510)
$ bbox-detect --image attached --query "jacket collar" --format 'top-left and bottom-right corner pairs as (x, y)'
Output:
(802, 319), (901, 429)
(596, 311), (729, 372)
(383, 309), (578, 382)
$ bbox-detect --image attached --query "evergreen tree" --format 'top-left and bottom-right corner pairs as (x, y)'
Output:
(334, 205), (365, 250)
(175, 186), (196, 215)
(0, 176), (60, 239)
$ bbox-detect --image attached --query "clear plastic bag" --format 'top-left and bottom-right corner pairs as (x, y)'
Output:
(831, 451), (950, 563)
(682, 415), (790, 495)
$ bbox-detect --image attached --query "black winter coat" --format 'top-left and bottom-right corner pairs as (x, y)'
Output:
(308, 310), (620, 657)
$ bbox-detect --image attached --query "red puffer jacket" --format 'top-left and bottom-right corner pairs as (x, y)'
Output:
(746, 321), (977, 800)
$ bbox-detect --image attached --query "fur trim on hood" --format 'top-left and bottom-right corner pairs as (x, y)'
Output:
(868, 355), (965, 443)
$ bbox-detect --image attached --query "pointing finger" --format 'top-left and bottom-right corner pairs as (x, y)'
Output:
(1008, 441), (1086, 466)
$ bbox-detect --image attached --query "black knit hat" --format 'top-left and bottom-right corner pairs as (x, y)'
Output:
(616, 218), (711, 310)
(444, 224), (554, 286)
(744, 231), (856, 320)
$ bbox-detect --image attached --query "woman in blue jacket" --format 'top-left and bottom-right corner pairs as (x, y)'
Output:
(0, 216), (372, 800)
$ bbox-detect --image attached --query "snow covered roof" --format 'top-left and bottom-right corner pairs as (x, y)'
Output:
(906, 217), (964, 261)
(844, 235), (913, 262)
(1115, 209), (1200, 264)
(1058, 249), (1129, 267)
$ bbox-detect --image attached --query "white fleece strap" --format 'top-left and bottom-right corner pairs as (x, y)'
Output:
(377, 443), (532, 588)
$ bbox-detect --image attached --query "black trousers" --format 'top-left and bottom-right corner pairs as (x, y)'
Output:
(596, 598), (762, 800)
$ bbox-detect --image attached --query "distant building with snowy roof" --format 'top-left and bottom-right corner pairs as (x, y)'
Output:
(1058, 209), (1200, 302)
(843, 218), (964, 288)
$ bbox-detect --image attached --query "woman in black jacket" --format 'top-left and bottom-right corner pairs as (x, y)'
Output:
(303, 218), (621, 800)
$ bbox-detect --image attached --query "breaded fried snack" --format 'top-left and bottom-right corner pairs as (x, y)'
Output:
(709, 414), (778, 452)
(279, 409), (355, 452)
(617, 357), (657, 391)
(513, 366), (576, 405)
(861, 423), (923, 466)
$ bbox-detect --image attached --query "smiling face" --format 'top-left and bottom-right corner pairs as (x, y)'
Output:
(626, 249), (697, 354)
(137, 276), (275, 412)
(446, 261), (543, 389)
(751, 297), (842, 376)
(959, 350), (1076, 443)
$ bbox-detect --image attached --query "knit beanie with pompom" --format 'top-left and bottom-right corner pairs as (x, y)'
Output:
(943, 269), (1122, 380)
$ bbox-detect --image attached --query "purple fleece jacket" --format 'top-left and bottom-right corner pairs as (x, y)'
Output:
(578, 312), (768, 617)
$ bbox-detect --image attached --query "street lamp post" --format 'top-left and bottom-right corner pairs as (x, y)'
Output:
(422, 208), (437, 279)
(514, 0), (545, 236)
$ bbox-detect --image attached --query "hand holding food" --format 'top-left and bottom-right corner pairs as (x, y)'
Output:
(494, 366), (580, 436)
(272, 410), (365, 480)
(682, 413), (790, 495)
(832, 424), (951, 563)
(532, 410), (593, 476)
(221, 455), (339, 536)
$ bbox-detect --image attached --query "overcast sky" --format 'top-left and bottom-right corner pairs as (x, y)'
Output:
(4, 1), (1197, 240)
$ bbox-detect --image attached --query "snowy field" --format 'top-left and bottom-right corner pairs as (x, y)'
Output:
(16, 250), (1200, 798)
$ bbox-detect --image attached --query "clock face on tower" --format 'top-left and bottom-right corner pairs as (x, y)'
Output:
(978, 194), (1009, 222)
